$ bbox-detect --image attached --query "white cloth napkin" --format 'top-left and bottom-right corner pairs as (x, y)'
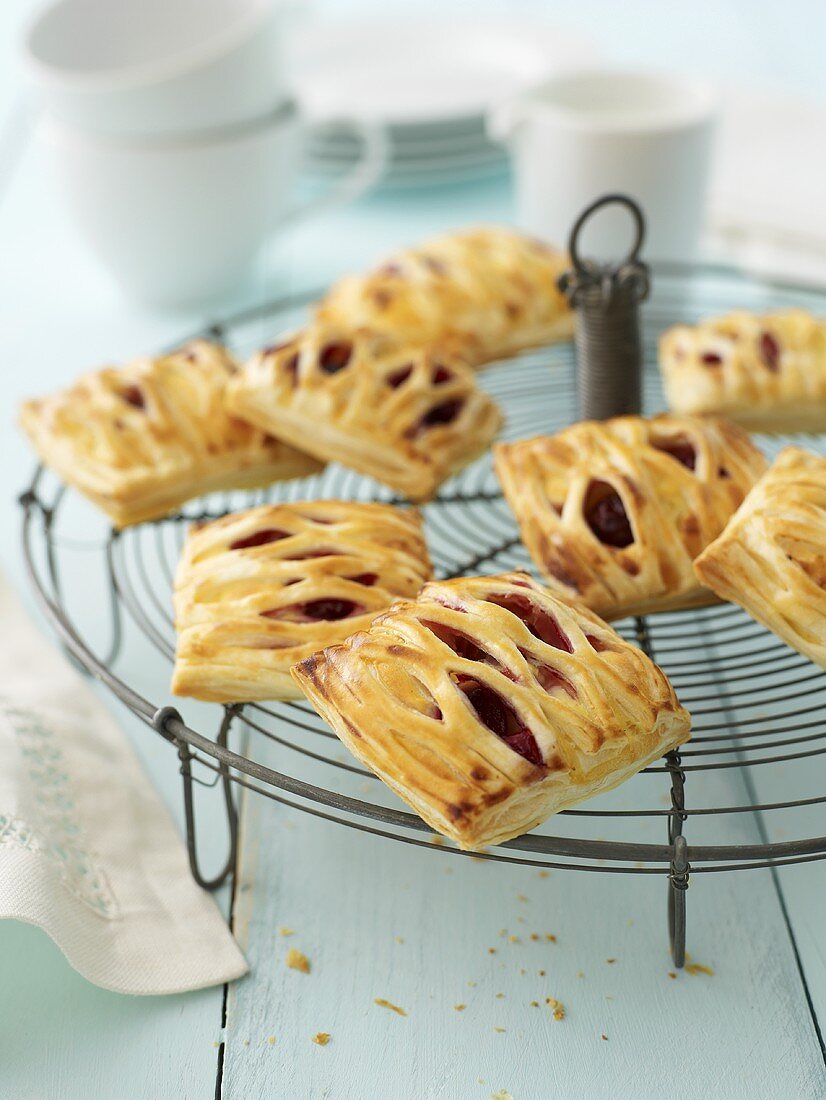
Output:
(707, 89), (826, 285)
(0, 572), (248, 995)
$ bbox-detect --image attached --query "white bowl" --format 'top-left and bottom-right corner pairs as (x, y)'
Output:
(23, 0), (297, 137)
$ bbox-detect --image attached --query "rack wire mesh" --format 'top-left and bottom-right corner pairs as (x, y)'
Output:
(19, 261), (826, 965)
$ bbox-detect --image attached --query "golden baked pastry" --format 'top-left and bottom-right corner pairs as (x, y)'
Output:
(695, 447), (826, 667)
(316, 225), (573, 366)
(19, 340), (321, 528)
(660, 309), (826, 431)
(494, 415), (767, 620)
(292, 572), (690, 849)
(173, 500), (432, 702)
(226, 326), (503, 502)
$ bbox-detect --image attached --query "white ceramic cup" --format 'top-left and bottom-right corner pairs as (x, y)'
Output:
(489, 70), (718, 261)
(45, 104), (386, 307)
(23, 0), (297, 137)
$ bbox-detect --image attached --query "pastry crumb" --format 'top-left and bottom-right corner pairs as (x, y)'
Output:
(495, 992), (505, 999)
(491, 1091), (513, 1100)
(685, 962), (715, 976)
(278, 926), (294, 937)
(430, 835), (444, 846)
(212, 1041), (219, 1049)
(498, 928), (507, 937)
(286, 948), (311, 974)
(668, 971), (677, 980)
(601, 1033), (608, 1041)
(467, 980), (477, 987)
(242, 1039), (250, 1047)
(577, 970), (584, 978)
(519, 968), (526, 975)
(606, 958), (616, 965)
(546, 997), (566, 1020)
(537, 870), (550, 879)
(508, 935), (520, 944)
(545, 934), (557, 943)
(529, 932), (540, 942)
(517, 894), (529, 903)
(494, 1027), (507, 1034)
(454, 1003), (466, 1012)
(488, 947), (497, 955)
(530, 1000), (539, 1008)
(312, 1033), (331, 1046)
(267, 1036), (276, 1046)
(374, 998), (407, 1017)
(395, 936), (404, 944)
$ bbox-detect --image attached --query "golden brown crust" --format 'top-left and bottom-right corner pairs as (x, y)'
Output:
(19, 341), (322, 528)
(172, 500), (433, 702)
(494, 415), (767, 620)
(292, 572), (690, 849)
(659, 309), (826, 431)
(225, 325), (503, 502)
(315, 226), (573, 366)
(694, 447), (826, 667)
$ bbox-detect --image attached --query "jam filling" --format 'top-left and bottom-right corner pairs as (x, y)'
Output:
(121, 384), (145, 410)
(486, 593), (573, 652)
(262, 598), (362, 622)
(584, 481), (633, 548)
(523, 656), (577, 699)
(759, 331), (780, 372)
(408, 399), (463, 437)
(229, 528), (289, 550)
(432, 365), (453, 385)
(282, 548), (337, 561)
(386, 365), (414, 389)
(457, 677), (543, 766)
(319, 341), (353, 374)
(701, 351), (723, 366)
(283, 351), (300, 383)
(585, 634), (609, 652)
(652, 437), (696, 470)
(348, 572), (378, 586)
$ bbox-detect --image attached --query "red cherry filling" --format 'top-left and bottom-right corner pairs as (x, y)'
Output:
(386, 364), (413, 389)
(718, 466), (731, 479)
(433, 365), (453, 385)
(319, 341), (353, 374)
(348, 572), (378, 586)
(423, 621), (488, 662)
(486, 593), (572, 652)
(458, 679), (543, 766)
(121, 384), (145, 410)
(653, 437), (696, 470)
(408, 399), (463, 437)
(282, 548), (337, 561)
(283, 351), (300, 383)
(262, 598), (362, 622)
(230, 528), (289, 550)
(584, 481), (633, 548)
(701, 351), (723, 366)
(524, 656), (577, 699)
(759, 331), (780, 372)
(585, 634), (609, 652)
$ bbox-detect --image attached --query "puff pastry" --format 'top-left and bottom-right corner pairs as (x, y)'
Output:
(226, 326), (503, 502)
(316, 226), (573, 366)
(293, 571), (690, 849)
(494, 415), (767, 620)
(19, 341), (322, 528)
(173, 500), (432, 702)
(695, 447), (826, 667)
(660, 309), (826, 431)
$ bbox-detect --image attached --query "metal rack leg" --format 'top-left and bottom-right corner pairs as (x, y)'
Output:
(155, 705), (239, 891)
(666, 750), (690, 968)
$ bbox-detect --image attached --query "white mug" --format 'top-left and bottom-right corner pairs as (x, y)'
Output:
(23, 0), (298, 138)
(44, 104), (386, 307)
(489, 70), (718, 261)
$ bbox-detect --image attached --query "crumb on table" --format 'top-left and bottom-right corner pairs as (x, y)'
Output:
(286, 948), (310, 974)
(312, 1033), (331, 1046)
(374, 998), (407, 1017)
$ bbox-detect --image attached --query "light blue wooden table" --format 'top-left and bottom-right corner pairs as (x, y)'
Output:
(1, 1), (825, 1097)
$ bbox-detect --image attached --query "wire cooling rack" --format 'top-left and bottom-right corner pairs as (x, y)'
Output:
(19, 261), (826, 966)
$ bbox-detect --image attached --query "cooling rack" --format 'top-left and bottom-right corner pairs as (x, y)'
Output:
(19, 261), (826, 967)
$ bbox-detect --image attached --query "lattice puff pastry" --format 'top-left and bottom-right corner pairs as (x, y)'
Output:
(293, 572), (690, 849)
(226, 326), (503, 502)
(315, 226), (573, 366)
(172, 500), (432, 703)
(695, 448), (826, 668)
(19, 341), (322, 528)
(494, 415), (767, 620)
(660, 309), (826, 432)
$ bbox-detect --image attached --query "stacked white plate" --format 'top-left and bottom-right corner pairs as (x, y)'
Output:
(288, 14), (597, 189)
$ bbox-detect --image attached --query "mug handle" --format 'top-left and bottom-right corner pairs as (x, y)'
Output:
(281, 118), (388, 225)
